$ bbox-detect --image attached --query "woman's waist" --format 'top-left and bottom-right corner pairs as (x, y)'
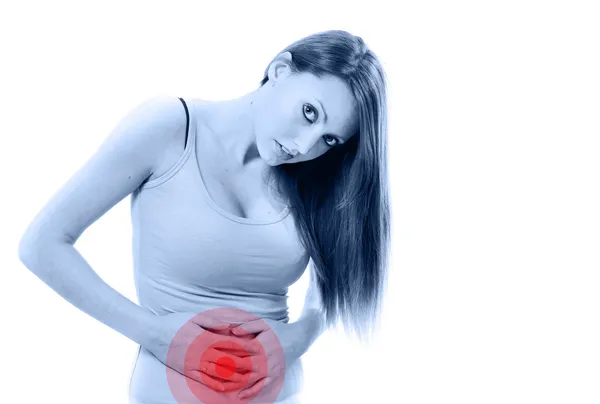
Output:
(138, 286), (291, 322)
(131, 347), (303, 403)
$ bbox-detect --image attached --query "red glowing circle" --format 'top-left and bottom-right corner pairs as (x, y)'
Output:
(215, 356), (236, 378)
(187, 337), (254, 397)
(165, 307), (286, 403)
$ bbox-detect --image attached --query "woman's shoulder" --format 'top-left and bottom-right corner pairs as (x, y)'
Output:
(138, 96), (198, 182)
(145, 96), (218, 181)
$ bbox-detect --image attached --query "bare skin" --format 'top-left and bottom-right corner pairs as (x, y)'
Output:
(149, 52), (359, 221)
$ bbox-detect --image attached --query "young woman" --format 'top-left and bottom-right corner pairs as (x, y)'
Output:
(18, 30), (391, 403)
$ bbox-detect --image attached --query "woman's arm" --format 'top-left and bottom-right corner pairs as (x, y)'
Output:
(19, 240), (158, 347)
(18, 95), (187, 347)
(293, 264), (327, 356)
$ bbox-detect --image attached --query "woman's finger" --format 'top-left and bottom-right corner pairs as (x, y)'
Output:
(231, 320), (268, 335)
(209, 334), (261, 356)
(187, 368), (245, 393)
(239, 365), (269, 388)
(189, 314), (233, 331)
(200, 362), (248, 388)
(198, 360), (249, 383)
(189, 311), (258, 331)
(238, 375), (270, 400)
(201, 346), (252, 373)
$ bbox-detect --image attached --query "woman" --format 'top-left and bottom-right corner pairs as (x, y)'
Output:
(18, 30), (391, 403)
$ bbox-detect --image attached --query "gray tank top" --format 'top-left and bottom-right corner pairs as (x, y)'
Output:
(128, 97), (309, 403)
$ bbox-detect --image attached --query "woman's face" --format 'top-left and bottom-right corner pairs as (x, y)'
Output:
(254, 58), (359, 165)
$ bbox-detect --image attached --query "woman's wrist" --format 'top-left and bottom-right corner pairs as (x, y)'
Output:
(139, 309), (161, 348)
(293, 308), (327, 357)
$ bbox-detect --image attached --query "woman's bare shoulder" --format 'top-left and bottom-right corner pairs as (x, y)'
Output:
(147, 97), (216, 180)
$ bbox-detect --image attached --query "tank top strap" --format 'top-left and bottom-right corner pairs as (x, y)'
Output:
(178, 97), (190, 146)
(138, 97), (195, 190)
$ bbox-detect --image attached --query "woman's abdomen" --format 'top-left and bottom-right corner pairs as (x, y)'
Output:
(129, 346), (304, 403)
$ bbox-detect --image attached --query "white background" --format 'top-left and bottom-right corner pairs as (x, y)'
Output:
(2, 0), (599, 403)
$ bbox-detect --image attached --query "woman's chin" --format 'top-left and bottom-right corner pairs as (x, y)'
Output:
(260, 153), (277, 166)
(258, 141), (286, 166)
(264, 151), (282, 166)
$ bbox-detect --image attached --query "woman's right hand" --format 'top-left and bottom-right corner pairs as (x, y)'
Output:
(144, 311), (259, 393)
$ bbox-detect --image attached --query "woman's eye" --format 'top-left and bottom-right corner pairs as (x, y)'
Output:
(303, 104), (318, 123)
(323, 135), (338, 147)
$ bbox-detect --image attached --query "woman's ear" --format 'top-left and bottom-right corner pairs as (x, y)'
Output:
(280, 51), (292, 62)
(267, 52), (293, 83)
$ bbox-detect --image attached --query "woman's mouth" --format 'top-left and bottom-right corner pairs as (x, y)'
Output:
(275, 140), (294, 160)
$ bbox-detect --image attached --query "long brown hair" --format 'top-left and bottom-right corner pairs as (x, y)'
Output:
(262, 30), (391, 342)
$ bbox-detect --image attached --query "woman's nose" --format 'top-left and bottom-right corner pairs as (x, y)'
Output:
(295, 133), (320, 156)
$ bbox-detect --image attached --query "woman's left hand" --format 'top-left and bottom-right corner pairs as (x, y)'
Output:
(229, 318), (305, 400)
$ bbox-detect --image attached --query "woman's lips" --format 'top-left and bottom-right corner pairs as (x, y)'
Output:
(275, 140), (293, 160)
